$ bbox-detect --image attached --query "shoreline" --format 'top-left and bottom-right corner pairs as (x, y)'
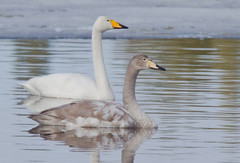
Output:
(0, 0), (239, 39)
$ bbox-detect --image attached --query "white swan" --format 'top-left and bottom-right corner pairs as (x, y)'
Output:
(20, 16), (128, 100)
(29, 55), (166, 128)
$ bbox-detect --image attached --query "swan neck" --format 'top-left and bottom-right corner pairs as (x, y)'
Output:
(92, 28), (113, 100)
(123, 63), (156, 128)
(123, 64), (139, 108)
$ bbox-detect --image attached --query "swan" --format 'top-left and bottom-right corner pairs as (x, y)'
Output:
(20, 16), (128, 100)
(29, 54), (166, 128)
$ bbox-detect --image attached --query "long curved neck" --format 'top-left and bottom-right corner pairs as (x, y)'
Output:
(92, 28), (113, 100)
(123, 63), (156, 128)
(123, 63), (139, 109)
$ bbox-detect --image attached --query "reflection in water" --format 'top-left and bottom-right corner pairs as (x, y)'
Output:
(29, 126), (156, 163)
(8, 38), (240, 162)
(117, 38), (240, 109)
(24, 95), (156, 163)
(13, 40), (51, 81)
(110, 38), (240, 162)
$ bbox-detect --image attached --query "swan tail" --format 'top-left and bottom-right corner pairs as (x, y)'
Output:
(29, 114), (63, 126)
(29, 125), (66, 138)
(18, 82), (40, 95)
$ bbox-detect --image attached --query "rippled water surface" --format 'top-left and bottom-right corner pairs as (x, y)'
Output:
(0, 38), (240, 163)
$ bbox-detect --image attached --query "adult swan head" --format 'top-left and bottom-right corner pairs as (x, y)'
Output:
(19, 16), (128, 100)
(29, 54), (166, 129)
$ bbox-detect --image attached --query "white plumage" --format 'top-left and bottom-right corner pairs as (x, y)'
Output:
(20, 73), (97, 99)
(20, 16), (128, 100)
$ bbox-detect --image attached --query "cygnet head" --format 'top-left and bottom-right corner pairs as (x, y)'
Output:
(130, 55), (166, 71)
(93, 16), (128, 32)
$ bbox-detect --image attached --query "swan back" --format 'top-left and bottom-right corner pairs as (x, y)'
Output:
(29, 100), (138, 129)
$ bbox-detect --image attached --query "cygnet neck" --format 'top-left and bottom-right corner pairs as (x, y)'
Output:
(123, 63), (139, 109)
(123, 61), (156, 128)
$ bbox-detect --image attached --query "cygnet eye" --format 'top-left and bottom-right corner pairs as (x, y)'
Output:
(142, 58), (146, 61)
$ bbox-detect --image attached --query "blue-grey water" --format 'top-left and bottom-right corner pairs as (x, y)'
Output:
(0, 38), (240, 163)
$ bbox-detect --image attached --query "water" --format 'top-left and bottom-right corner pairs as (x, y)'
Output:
(0, 38), (240, 163)
(1, 0), (240, 39)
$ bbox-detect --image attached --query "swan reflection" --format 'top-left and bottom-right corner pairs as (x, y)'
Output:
(24, 94), (156, 162)
(29, 126), (156, 163)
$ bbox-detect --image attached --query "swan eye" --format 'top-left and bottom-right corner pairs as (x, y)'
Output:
(107, 20), (110, 22)
(142, 58), (146, 61)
